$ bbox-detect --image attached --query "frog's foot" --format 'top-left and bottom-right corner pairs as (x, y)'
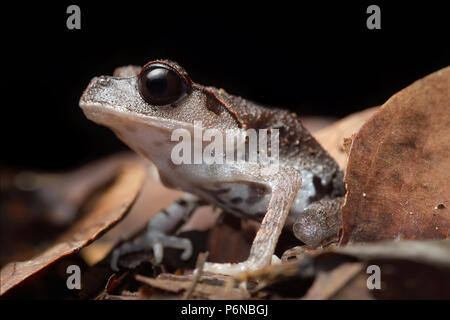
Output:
(111, 193), (201, 271)
(110, 228), (192, 271)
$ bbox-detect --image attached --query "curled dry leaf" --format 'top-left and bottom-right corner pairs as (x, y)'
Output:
(38, 152), (143, 226)
(0, 163), (146, 296)
(341, 67), (450, 244)
(334, 239), (450, 268)
(0, 152), (144, 266)
(80, 169), (184, 266)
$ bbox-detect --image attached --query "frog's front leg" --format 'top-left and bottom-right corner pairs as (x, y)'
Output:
(203, 166), (302, 275)
(111, 193), (203, 271)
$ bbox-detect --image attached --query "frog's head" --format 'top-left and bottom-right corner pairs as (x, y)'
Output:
(80, 60), (241, 166)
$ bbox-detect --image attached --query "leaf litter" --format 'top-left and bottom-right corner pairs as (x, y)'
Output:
(1, 66), (449, 299)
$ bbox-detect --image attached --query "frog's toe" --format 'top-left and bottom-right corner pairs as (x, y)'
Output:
(110, 238), (147, 271)
(111, 250), (120, 272)
(179, 239), (193, 261)
(110, 240), (144, 271)
(110, 229), (193, 271)
(152, 242), (164, 264)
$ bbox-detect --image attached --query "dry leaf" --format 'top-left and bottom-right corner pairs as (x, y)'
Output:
(341, 67), (450, 244)
(279, 239), (450, 299)
(334, 239), (450, 268)
(327, 239), (450, 299)
(302, 262), (366, 300)
(135, 274), (249, 299)
(314, 107), (379, 170)
(80, 171), (184, 266)
(0, 163), (146, 295)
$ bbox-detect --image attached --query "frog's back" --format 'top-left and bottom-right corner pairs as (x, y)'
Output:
(171, 87), (345, 223)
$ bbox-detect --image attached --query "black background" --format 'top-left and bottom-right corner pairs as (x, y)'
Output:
(3, 1), (449, 171)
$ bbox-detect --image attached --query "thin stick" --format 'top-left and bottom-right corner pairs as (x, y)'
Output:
(183, 252), (209, 300)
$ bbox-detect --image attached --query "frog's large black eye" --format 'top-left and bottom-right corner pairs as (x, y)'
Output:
(138, 63), (189, 106)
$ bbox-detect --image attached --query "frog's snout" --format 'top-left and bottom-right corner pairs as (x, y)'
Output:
(80, 76), (113, 106)
(80, 74), (137, 109)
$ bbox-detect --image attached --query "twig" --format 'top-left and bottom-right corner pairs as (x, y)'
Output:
(183, 252), (209, 299)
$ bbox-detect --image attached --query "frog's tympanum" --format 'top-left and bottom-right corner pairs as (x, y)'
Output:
(80, 60), (345, 275)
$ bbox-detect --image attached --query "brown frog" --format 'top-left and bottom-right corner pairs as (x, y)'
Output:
(79, 60), (344, 274)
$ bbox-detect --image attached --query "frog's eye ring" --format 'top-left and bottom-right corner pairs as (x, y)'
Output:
(138, 63), (190, 106)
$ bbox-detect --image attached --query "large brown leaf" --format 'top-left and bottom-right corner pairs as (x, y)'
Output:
(0, 163), (146, 295)
(341, 67), (450, 244)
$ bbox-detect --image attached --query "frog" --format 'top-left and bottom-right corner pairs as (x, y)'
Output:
(79, 60), (345, 275)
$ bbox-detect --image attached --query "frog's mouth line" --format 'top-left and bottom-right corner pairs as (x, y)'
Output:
(79, 101), (196, 133)
(79, 74), (195, 133)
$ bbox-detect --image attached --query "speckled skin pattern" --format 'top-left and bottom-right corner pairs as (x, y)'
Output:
(80, 60), (345, 274)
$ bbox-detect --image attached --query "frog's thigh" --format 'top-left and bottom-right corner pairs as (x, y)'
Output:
(292, 197), (343, 248)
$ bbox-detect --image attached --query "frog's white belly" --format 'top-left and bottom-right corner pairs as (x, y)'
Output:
(191, 172), (317, 224)
(156, 162), (321, 227)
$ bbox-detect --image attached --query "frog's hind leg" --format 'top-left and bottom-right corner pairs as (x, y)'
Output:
(292, 197), (344, 249)
(110, 193), (203, 271)
(203, 167), (302, 275)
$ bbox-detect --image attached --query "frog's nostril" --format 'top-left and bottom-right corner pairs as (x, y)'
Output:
(84, 76), (115, 96)
(93, 76), (112, 87)
(80, 77), (110, 105)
